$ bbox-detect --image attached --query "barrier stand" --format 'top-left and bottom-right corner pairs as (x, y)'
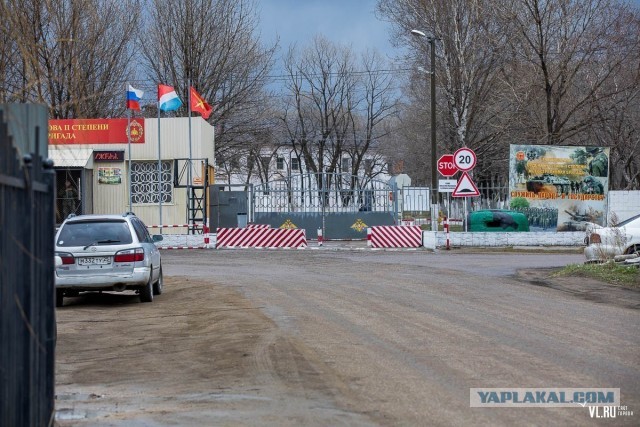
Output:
(445, 216), (450, 250)
(203, 223), (210, 248)
(367, 228), (372, 247)
(317, 228), (323, 247)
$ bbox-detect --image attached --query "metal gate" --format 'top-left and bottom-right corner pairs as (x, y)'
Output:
(253, 173), (396, 239)
(209, 184), (250, 229)
(0, 105), (56, 426)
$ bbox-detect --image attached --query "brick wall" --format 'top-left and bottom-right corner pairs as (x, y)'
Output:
(423, 231), (585, 249)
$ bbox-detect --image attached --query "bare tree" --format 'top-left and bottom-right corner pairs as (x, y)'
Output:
(280, 37), (398, 194)
(344, 49), (399, 191)
(0, 0), (141, 118)
(379, 0), (640, 190)
(498, 0), (639, 145)
(141, 0), (276, 159)
(377, 0), (514, 184)
(590, 70), (640, 190)
(280, 37), (355, 180)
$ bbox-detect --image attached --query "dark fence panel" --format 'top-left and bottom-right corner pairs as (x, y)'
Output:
(0, 108), (56, 426)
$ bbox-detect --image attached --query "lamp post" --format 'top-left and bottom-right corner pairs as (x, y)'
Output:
(411, 29), (439, 231)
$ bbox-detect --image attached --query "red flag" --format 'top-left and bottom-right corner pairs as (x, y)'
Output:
(189, 86), (213, 119)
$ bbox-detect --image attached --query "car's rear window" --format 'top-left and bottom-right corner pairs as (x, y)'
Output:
(57, 220), (133, 247)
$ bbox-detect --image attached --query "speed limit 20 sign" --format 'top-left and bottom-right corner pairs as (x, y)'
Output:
(453, 147), (477, 171)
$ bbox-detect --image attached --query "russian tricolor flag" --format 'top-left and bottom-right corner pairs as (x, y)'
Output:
(158, 84), (182, 112)
(126, 85), (143, 110)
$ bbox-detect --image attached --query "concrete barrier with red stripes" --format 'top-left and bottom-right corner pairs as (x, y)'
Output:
(216, 227), (306, 249)
(247, 223), (271, 229)
(368, 225), (422, 248)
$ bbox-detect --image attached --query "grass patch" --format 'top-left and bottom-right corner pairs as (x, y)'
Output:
(554, 262), (640, 288)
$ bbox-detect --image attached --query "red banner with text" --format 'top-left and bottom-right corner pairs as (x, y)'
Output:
(48, 118), (145, 145)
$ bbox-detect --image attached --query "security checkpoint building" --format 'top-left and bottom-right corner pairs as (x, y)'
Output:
(48, 117), (215, 230)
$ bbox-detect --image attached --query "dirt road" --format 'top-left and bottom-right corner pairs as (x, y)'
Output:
(55, 248), (640, 426)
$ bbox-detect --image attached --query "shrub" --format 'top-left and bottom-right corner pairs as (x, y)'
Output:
(510, 197), (530, 209)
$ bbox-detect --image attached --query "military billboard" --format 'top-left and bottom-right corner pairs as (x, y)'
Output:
(509, 144), (609, 231)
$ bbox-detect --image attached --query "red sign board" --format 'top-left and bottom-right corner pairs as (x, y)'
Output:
(437, 154), (458, 177)
(48, 118), (145, 145)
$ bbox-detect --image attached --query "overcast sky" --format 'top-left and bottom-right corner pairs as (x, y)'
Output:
(258, 0), (398, 61)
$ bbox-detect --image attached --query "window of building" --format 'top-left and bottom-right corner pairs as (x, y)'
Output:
(230, 156), (240, 170)
(364, 159), (373, 175)
(247, 154), (256, 169)
(131, 160), (173, 204)
(291, 157), (300, 171)
(276, 157), (284, 170)
(260, 156), (270, 171)
(341, 157), (350, 173)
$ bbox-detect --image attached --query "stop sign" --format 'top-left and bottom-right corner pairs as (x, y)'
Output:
(438, 154), (458, 177)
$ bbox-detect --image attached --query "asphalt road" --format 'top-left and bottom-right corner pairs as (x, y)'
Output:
(55, 247), (639, 426)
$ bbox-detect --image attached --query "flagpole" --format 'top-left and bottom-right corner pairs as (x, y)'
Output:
(188, 80), (193, 233)
(127, 84), (132, 213)
(157, 93), (162, 234)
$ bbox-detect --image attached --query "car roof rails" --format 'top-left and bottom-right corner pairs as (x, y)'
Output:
(67, 213), (76, 219)
(123, 211), (136, 217)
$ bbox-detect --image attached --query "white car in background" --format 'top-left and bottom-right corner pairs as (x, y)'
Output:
(584, 213), (640, 262)
(54, 213), (164, 306)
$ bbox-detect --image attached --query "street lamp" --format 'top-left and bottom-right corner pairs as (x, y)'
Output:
(411, 29), (439, 232)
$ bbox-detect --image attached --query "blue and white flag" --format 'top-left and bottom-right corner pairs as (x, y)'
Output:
(158, 84), (182, 112)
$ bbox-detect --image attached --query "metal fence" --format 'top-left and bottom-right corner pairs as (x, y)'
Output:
(250, 174), (512, 227)
(400, 180), (510, 222)
(253, 172), (393, 213)
(0, 109), (56, 426)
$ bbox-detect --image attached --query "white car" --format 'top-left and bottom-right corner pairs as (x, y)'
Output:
(584, 213), (640, 262)
(54, 212), (164, 306)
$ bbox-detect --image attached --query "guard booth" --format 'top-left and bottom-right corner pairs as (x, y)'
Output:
(209, 184), (250, 229)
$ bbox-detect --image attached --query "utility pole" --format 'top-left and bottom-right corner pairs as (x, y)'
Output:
(411, 29), (439, 231)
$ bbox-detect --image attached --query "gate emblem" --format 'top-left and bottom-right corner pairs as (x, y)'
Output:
(350, 218), (368, 233)
(279, 219), (298, 229)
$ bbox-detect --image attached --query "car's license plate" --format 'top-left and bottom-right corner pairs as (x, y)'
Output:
(78, 257), (111, 266)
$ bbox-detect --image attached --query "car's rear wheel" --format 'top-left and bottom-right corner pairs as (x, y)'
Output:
(139, 270), (154, 303)
(153, 266), (163, 295)
(56, 289), (64, 307)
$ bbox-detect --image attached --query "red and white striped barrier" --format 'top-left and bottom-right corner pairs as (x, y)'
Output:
(368, 225), (422, 248)
(247, 223), (271, 229)
(216, 227), (306, 249)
